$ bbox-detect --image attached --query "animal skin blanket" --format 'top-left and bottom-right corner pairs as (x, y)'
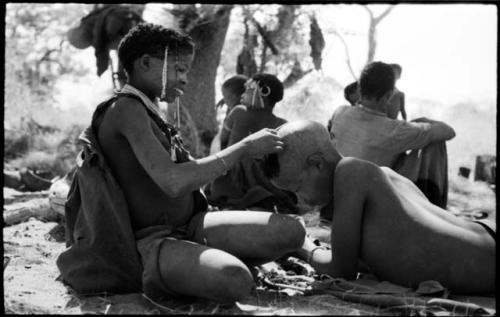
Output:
(307, 275), (495, 316)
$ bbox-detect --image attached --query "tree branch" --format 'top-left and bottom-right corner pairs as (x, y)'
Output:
(260, 44), (268, 73)
(374, 6), (395, 25)
(249, 17), (279, 55)
(241, 6), (279, 55)
(331, 30), (358, 81)
(362, 5), (374, 21)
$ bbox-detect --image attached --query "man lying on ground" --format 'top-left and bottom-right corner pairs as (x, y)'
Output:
(265, 120), (495, 294)
(57, 23), (311, 304)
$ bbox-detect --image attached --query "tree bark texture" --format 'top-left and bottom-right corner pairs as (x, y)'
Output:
(171, 5), (233, 157)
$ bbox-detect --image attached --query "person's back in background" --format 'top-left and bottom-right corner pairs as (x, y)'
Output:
(327, 81), (359, 132)
(385, 63), (406, 120)
(327, 61), (455, 216)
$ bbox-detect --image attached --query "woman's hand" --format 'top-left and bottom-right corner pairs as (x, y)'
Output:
(241, 128), (284, 158)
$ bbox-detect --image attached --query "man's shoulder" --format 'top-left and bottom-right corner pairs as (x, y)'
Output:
(333, 104), (353, 114)
(334, 157), (380, 197)
(331, 105), (356, 122)
(335, 157), (378, 180)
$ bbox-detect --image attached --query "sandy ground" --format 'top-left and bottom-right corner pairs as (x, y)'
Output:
(3, 177), (496, 315)
(2, 216), (380, 315)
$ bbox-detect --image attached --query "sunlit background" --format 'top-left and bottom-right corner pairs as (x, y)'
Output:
(6, 3), (497, 174)
(53, 4), (497, 110)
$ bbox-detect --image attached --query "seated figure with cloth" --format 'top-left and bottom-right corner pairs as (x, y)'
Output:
(206, 73), (299, 214)
(324, 61), (455, 223)
(57, 23), (318, 303)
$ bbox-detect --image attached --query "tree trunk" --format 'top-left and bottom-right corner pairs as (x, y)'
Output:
(367, 22), (376, 64)
(174, 5), (233, 157)
(363, 5), (394, 65)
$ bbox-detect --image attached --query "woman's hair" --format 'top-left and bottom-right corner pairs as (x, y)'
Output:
(359, 61), (395, 100)
(118, 23), (194, 75)
(251, 73), (284, 107)
(262, 153), (280, 179)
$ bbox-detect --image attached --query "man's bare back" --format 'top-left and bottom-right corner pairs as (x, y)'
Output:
(271, 120), (495, 294)
(340, 159), (495, 293)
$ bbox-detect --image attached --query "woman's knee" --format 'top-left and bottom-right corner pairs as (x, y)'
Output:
(274, 215), (306, 249)
(208, 264), (255, 303)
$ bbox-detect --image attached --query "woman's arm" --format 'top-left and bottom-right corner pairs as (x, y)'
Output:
(117, 98), (283, 197)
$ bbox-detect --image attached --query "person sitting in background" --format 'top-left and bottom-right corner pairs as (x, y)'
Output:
(210, 75), (248, 154)
(206, 73), (299, 213)
(265, 120), (495, 294)
(218, 75), (248, 118)
(385, 63), (406, 120)
(326, 81), (359, 133)
(344, 81), (360, 106)
(328, 61), (455, 215)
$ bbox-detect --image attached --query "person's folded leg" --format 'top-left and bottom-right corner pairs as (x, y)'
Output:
(141, 236), (254, 303)
(191, 211), (306, 264)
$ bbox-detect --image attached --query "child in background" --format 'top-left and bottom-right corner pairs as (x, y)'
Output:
(217, 75), (248, 117)
(210, 75), (248, 154)
(386, 64), (406, 120)
(327, 81), (359, 133)
(344, 81), (360, 106)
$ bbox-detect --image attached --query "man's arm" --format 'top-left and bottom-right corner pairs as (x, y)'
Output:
(329, 158), (369, 279)
(411, 117), (455, 142)
(392, 117), (455, 153)
(115, 98), (282, 197)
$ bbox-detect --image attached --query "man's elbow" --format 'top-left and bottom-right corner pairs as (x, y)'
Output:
(441, 126), (456, 141)
(447, 128), (456, 140)
(430, 123), (456, 142)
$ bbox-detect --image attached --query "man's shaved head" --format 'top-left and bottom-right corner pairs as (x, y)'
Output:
(263, 120), (340, 206)
(278, 120), (334, 166)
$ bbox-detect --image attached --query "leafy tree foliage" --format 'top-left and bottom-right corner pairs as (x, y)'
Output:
(5, 3), (94, 128)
